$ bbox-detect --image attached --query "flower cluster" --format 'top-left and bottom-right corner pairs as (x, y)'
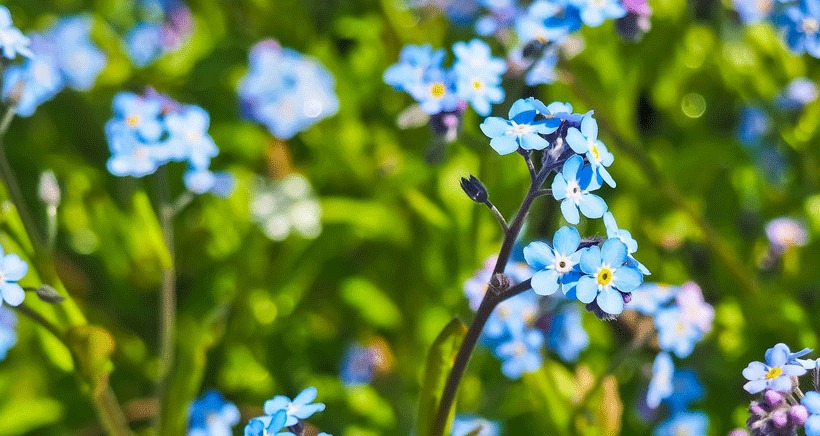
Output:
(124, 0), (193, 67)
(626, 282), (714, 359)
(741, 343), (820, 435)
(384, 39), (506, 119)
(187, 390), (240, 436)
(2, 15), (106, 117)
(244, 386), (330, 436)
(250, 174), (322, 241)
(733, 0), (820, 58)
(104, 90), (233, 196)
(238, 40), (339, 140)
(466, 256), (590, 379)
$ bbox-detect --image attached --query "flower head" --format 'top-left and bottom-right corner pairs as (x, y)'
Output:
(565, 113), (616, 187)
(765, 217), (809, 249)
(480, 98), (559, 155)
(494, 327), (544, 379)
(548, 304), (589, 362)
(0, 6), (31, 59)
(575, 238), (642, 315)
(781, 0), (820, 58)
(569, 0), (627, 27)
(603, 211), (650, 275)
(523, 226), (583, 296)
(0, 247), (28, 307)
(188, 390), (240, 436)
(551, 155), (608, 224)
(244, 410), (295, 436)
(263, 387), (326, 426)
(743, 343), (808, 394)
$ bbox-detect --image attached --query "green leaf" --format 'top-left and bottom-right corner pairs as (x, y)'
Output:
(416, 317), (467, 436)
(341, 278), (403, 329)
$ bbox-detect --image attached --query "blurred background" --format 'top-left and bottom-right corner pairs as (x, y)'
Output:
(0, 0), (818, 434)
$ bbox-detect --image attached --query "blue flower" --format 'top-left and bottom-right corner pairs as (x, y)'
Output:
(646, 352), (674, 409)
(569, 0), (627, 27)
(451, 415), (500, 436)
(516, 0), (583, 44)
(188, 390), (240, 436)
(575, 238), (643, 315)
(733, 0), (774, 23)
(742, 343), (807, 394)
(525, 47), (560, 86)
(2, 56), (64, 117)
(655, 307), (700, 358)
(653, 411), (708, 436)
(0, 247), (28, 307)
(341, 344), (377, 385)
(125, 23), (164, 67)
(0, 6), (31, 59)
(736, 106), (771, 146)
(548, 304), (589, 362)
(551, 155), (608, 224)
(802, 391), (820, 436)
(494, 327), (544, 379)
(0, 307), (17, 361)
(480, 98), (559, 154)
(777, 77), (818, 109)
(483, 292), (540, 344)
(603, 212), (650, 275)
(384, 44), (446, 92)
(523, 226), (583, 296)
(666, 369), (704, 413)
(239, 40), (339, 139)
(165, 106), (219, 168)
(624, 283), (676, 315)
(47, 16), (106, 91)
(111, 92), (164, 143)
(184, 169), (235, 197)
(565, 113), (616, 187)
(244, 410), (295, 436)
(781, 0), (820, 57)
(452, 39), (506, 116)
(408, 67), (459, 115)
(263, 387), (326, 426)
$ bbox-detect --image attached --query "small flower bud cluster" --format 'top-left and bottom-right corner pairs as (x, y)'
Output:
(747, 389), (808, 436)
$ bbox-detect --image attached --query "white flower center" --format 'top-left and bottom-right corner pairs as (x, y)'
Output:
(804, 17), (820, 34)
(551, 253), (574, 274)
(508, 121), (535, 137)
(512, 341), (527, 356)
(566, 179), (583, 203)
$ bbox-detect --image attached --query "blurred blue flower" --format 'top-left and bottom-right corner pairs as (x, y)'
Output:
(483, 292), (540, 344)
(576, 239), (643, 315)
(570, 0), (626, 27)
(451, 415), (500, 436)
(452, 39), (506, 115)
(802, 391), (820, 436)
(565, 113), (616, 187)
(551, 155), (607, 224)
(624, 283), (676, 315)
(188, 390), (240, 436)
(733, 0), (774, 23)
(184, 169), (235, 197)
(111, 92), (164, 143)
(494, 326), (544, 379)
(340, 344), (377, 385)
(263, 386), (326, 426)
(384, 44), (446, 92)
(780, 0), (820, 57)
(0, 307), (17, 361)
(655, 307), (700, 358)
(0, 6), (31, 59)
(523, 226), (583, 296)
(736, 106), (771, 146)
(777, 77), (818, 109)
(244, 410), (295, 436)
(653, 411), (708, 436)
(646, 352), (674, 409)
(165, 105), (218, 168)
(480, 98), (557, 154)
(409, 68), (459, 115)
(2, 15), (105, 117)
(666, 369), (704, 413)
(603, 212), (650, 275)
(516, 0), (582, 45)
(525, 47), (560, 86)
(125, 23), (164, 67)
(239, 40), (339, 139)
(0, 247), (28, 307)
(742, 343), (807, 394)
(548, 304), (589, 362)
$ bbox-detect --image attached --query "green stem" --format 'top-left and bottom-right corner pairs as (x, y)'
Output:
(153, 169), (177, 433)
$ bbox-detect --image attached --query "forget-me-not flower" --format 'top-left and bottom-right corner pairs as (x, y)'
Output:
(570, 0), (627, 27)
(655, 306), (700, 358)
(802, 391), (820, 436)
(244, 409), (295, 436)
(575, 238), (643, 315)
(548, 304), (589, 362)
(523, 226), (583, 296)
(646, 352), (674, 409)
(384, 44), (446, 92)
(0, 247), (28, 307)
(188, 390), (240, 436)
(565, 113), (616, 187)
(495, 326), (544, 379)
(743, 343), (808, 394)
(781, 0), (820, 58)
(603, 211), (650, 275)
(551, 155), (608, 224)
(0, 6), (31, 59)
(263, 386), (326, 426)
(480, 98), (558, 154)
(452, 40), (506, 116)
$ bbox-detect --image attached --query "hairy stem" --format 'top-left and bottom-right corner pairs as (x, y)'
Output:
(153, 170), (177, 432)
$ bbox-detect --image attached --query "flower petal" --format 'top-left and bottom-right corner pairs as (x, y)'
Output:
(263, 396), (290, 415)
(578, 194), (607, 219)
(489, 135), (519, 155)
(579, 246), (601, 274)
(293, 386), (318, 406)
(742, 361), (767, 381)
(743, 379), (767, 394)
(565, 128), (588, 154)
(575, 275), (598, 304)
(520, 132), (548, 150)
(612, 266), (643, 292)
(562, 154), (583, 179)
(596, 286), (624, 315)
(531, 269), (560, 296)
(479, 117), (509, 138)
(1, 282), (24, 306)
(553, 226), (580, 256)
(523, 241), (554, 269)
(580, 114), (598, 140)
(601, 238), (628, 267)
(560, 199), (580, 224)
(292, 402), (325, 419)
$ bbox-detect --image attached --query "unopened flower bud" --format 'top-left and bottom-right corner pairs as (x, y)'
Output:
(489, 273), (509, 294)
(749, 401), (766, 416)
(764, 389), (784, 406)
(789, 404), (808, 425)
(38, 171), (61, 207)
(460, 175), (488, 204)
(35, 285), (64, 304)
(771, 409), (788, 428)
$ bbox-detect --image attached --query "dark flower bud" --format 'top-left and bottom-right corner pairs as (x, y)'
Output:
(460, 175), (488, 204)
(35, 285), (64, 304)
(579, 237), (605, 249)
(489, 273), (509, 294)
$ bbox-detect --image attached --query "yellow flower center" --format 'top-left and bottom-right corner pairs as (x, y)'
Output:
(765, 366), (783, 380)
(590, 144), (600, 161)
(472, 79), (483, 90)
(126, 114), (141, 127)
(430, 82), (446, 98)
(596, 267), (613, 286)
